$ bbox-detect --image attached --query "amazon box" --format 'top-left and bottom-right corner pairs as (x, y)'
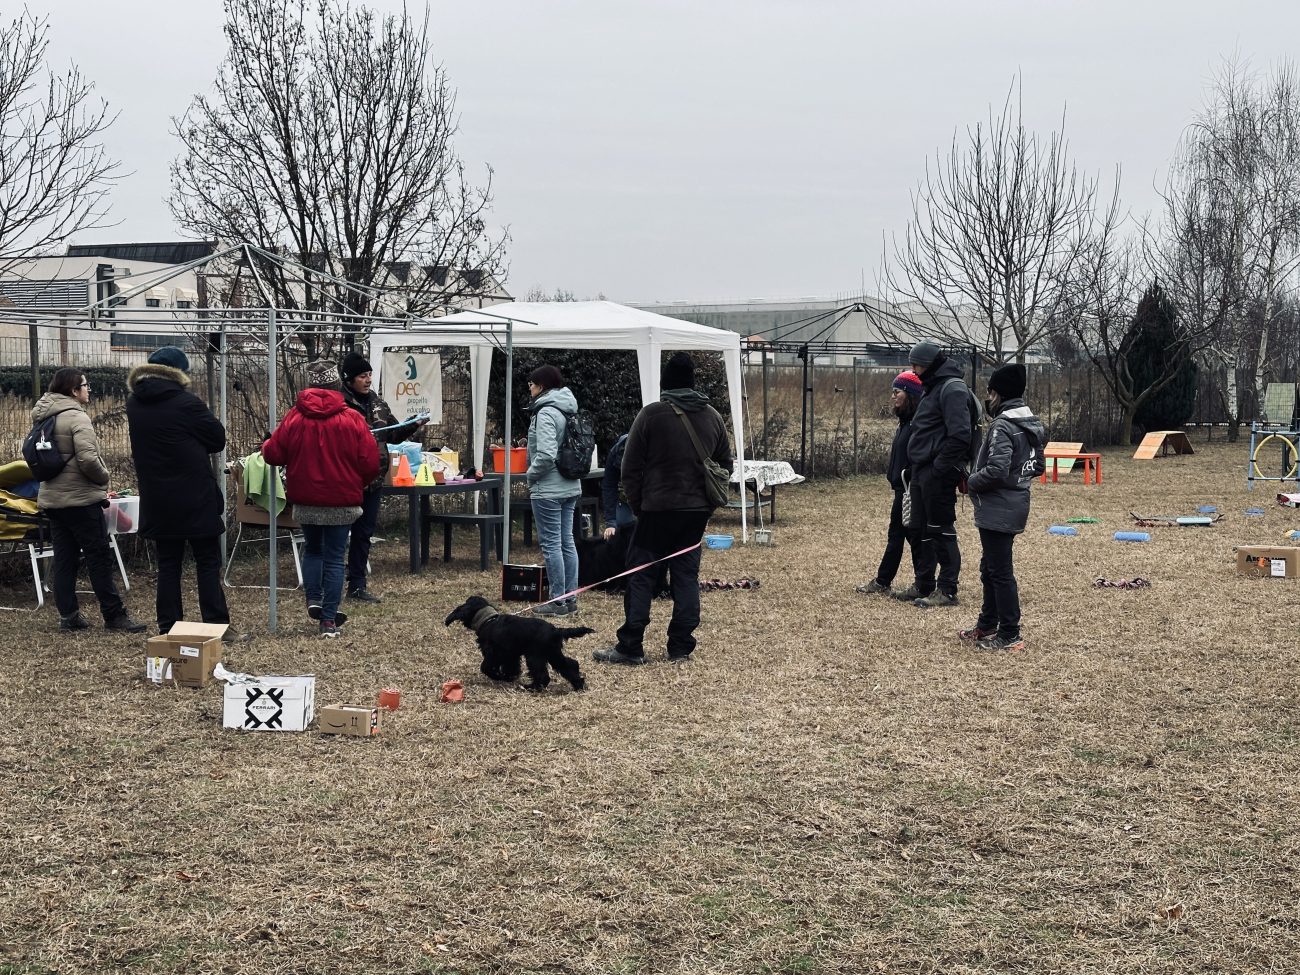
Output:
(144, 622), (226, 688)
(1237, 545), (1300, 579)
(318, 704), (382, 737)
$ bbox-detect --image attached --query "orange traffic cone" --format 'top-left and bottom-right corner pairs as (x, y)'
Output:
(391, 453), (415, 486)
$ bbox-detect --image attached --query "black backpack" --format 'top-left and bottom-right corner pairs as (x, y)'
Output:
(939, 377), (983, 469)
(545, 406), (597, 479)
(22, 414), (70, 481)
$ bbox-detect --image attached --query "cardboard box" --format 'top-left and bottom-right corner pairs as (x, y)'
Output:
(422, 450), (460, 479)
(318, 704), (382, 737)
(1236, 545), (1300, 578)
(502, 563), (547, 602)
(220, 673), (316, 731)
(144, 621), (226, 688)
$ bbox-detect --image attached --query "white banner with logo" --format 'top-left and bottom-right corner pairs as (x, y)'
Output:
(381, 351), (442, 424)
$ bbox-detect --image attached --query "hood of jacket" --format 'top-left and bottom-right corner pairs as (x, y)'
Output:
(997, 401), (1046, 443)
(529, 386), (578, 415)
(31, 392), (83, 424)
(295, 387), (349, 418)
(661, 388), (711, 412)
(920, 356), (964, 389)
(128, 362), (191, 403)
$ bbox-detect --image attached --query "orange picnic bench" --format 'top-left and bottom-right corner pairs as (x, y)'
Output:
(1041, 451), (1103, 485)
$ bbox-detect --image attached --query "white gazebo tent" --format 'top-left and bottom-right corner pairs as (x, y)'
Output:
(367, 301), (750, 548)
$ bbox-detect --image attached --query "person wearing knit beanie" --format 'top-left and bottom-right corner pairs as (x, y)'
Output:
(341, 351), (372, 383)
(305, 359), (341, 389)
(986, 363), (1027, 401)
(857, 370), (926, 597)
(661, 351), (696, 391)
(908, 341), (943, 376)
(148, 345), (190, 373)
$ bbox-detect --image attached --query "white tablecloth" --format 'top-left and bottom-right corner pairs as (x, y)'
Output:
(731, 460), (805, 493)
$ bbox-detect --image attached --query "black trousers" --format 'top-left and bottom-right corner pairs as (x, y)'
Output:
(155, 535), (230, 632)
(616, 510), (710, 659)
(347, 488), (383, 592)
(46, 503), (126, 621)
(874, 487), (926, 590)
(976, 527), (1020, 639)
(911, 466), (961, 597)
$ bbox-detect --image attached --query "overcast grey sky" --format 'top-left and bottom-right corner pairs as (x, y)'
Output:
(39, 0), (1300, 304)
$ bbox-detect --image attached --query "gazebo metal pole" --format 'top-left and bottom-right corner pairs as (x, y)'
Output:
(267, 307), (278, 633)
(501, 322), (514, 566)
(218, 319), (229, 566)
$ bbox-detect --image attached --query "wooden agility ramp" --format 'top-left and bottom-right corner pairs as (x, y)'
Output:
(1044, 441), (1084, 473)
(1133, 431), (1195, 459)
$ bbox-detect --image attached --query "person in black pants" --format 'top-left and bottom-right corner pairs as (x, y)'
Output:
(593, 352), (732, 665)
(339, 350), (427, 603)
(127, 346), (243, 640)
(857, 370), (926, 597)
(33, 368), (145, 633)
(963, 363), (1045, 653)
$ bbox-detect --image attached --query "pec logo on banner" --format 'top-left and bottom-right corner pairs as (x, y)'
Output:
(382, 351), (443, 424)
(244, 687), (285, 729)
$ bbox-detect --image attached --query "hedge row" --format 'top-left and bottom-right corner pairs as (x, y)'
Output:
(0, 365), (133, 399)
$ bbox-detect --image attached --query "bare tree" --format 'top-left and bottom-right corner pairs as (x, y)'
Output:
(0, 9), (117, 275)
(168, 0), (507, 360)
(880, 83), (1120, 364)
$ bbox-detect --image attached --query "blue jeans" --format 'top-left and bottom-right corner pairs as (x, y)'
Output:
(302, 523), (350, 623)
(532, 496), (578, 603)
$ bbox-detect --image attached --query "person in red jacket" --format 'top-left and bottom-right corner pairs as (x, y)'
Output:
(262, 359), (379, 638)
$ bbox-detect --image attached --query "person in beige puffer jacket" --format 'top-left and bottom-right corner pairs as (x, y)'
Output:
(32, 368), (145, 633)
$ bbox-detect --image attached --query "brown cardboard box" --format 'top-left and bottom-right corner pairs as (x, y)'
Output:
(144, 622), (227, 688)
(1236, 546), (1300, 579)
(318, 704), (381, 737)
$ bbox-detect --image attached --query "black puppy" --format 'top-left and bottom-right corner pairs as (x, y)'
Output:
(444, 595), (592, 692)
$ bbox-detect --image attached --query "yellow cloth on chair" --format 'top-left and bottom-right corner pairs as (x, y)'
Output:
(242, 452), (287, 515)
(0, 489), (39, 541)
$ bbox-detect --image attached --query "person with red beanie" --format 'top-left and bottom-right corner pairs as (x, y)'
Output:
(857, 370), (926, 597)
(262, 359), (379, 638)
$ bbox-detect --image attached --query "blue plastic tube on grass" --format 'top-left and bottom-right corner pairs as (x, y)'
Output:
(1114, 531), (1150, 542)
(1048, 525), (1078, 536)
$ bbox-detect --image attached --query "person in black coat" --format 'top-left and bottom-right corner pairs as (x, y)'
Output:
(126, 346), (235, 637)
(857, 371), (926, 597)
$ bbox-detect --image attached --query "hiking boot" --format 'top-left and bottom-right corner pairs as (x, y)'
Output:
(855, 580), (891, 595)
(319, 620), (340, 639)
(534, 602), (569, 618)
(592, 647), (648, 666)
(959, 625), (997, 643)
(105, 613), (147, 633)
(59, 612), (91, 631)
(891, 584), (928, 602)
(347, 588), (383, 604)
(914, 591), (959, 608)
(976, 634), (1026, 653)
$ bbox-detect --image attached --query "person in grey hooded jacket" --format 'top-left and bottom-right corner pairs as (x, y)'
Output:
(526, 364), (582, 616)
(961, 363), (1046, 653)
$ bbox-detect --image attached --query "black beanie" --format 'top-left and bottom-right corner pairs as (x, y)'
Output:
(148, 345), (190, 372)
(662, 351), (696, 390)
(341, 351), (372, 382)
(987, 363), (1027, 399)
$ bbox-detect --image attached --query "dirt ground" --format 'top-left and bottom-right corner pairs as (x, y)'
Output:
(1, 441), (1298, 974)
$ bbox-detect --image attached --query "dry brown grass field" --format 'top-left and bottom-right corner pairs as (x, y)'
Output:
(2, 440), (1298, 974)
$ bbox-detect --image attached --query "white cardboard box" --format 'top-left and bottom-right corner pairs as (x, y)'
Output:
(217, 667), (316, 732)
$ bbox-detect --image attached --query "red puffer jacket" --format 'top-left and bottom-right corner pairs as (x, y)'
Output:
(261, 388), (380, 507)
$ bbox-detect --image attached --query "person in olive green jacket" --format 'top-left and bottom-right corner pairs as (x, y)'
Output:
(32, 368), (145, 633)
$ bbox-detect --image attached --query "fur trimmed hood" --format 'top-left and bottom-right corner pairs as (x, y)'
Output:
(128, 362), (191, 395)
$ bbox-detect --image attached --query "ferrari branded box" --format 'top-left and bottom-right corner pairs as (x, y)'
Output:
(221, 674), (316, 732)
(502, 563), (547, 602)
(318, 704), (382, 737)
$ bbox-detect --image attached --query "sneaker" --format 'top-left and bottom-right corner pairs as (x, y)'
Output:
(307, 605), (347, 626)
(319, 621), (340, 639)
(891, 584), (928, 602)
(347, 588), (383, 604)
(855, 580), (891, 595)
(668, 653), (693, 664)
(59, 612), (91, 631)
(105, 613), (148, 633)
(914, 591), (959, 608)
(958, 625), (996, 642)
(564, 600), (579, 616)
(534, 602), (569, 618)
(976, 634), (1026, 653)
(592, 647), (648, 666)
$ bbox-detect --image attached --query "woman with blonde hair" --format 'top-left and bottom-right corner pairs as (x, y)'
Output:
(32, 367), (145, 632)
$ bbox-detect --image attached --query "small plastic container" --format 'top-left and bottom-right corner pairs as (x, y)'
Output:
(1246, 508), (1266, 516)
(378, 687), (402, 710)
(703, 534), (734, 549)
(1114, 531), (1150, 543)
(1048, 525), (1078, 536)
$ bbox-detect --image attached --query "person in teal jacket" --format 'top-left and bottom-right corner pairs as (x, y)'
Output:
(526, 364), (582, 616)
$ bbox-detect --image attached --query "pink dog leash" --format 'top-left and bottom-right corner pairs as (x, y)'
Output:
(517, 541), (703, 615)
